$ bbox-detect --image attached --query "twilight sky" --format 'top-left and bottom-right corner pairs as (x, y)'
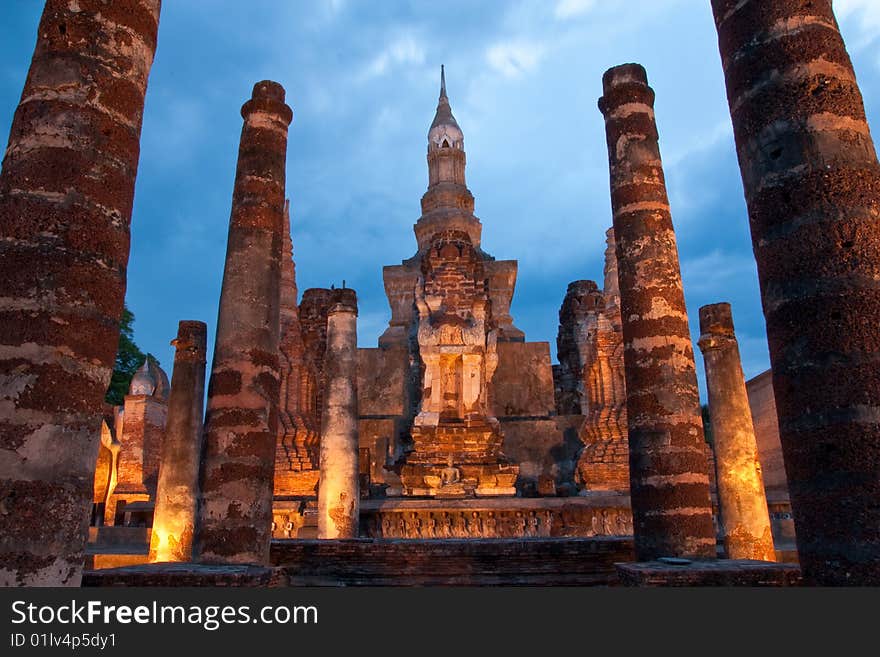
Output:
(2, 1), (879, 399)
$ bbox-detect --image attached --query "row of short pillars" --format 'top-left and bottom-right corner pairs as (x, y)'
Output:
(149, 289), (360, 565)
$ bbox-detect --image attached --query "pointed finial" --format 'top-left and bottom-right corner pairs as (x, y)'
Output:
(440, 65), (447, 100)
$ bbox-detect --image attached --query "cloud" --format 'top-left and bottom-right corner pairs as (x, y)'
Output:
(835, 0), (880, 49)
(554, 0), (596, 20)
(324, 0), (346, 16)
(486, 40), (545, 78)
(362, 34), (425, 80)
(681, 250), (756, 295)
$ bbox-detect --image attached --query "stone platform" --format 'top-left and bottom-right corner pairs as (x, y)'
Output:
(272, 537), (635, 585)
(615, 559), (801, 587)
(82, 563), (286, 587)
(83, 540), (805, 587)
(83, 537), (635, 586)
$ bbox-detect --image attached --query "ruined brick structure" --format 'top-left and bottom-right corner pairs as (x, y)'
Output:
(104, 359), (169, 527)
(712, 0), (880, 583)
(555, 228), (629, 493)
(268, 68), (628, 539)
(275, 202), (321, 497)
(0, 0), (161, 587)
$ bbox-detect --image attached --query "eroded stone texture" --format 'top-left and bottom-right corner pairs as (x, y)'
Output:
(149, 321), (207, 563)
(711, 0), (880, 584)
(698, 303), (775, 562)
(555, 279), (629, 492)
(616, 559), (800, 587)
(0, 0), (161, 586)
(555, 280), (601, 416)
(599, 64), (715, 560)
(554, 230), (629, 494)
(104, 358), (168, 525)
(274, 201), (320, 497)
(400, 229), (519, 497)
(317, 289), (359, 539)
(299, 288), (334, 432)
(198, 81), (292, 565)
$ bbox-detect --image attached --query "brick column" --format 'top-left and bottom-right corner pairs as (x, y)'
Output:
(149, 321), (207, 563)
(197, 81), (292, 564)
(698, 303), (775, 562)
(317, 289), (359, 539)
(711, 0), (880, 584)
(0, 0), (160, 586)
(598, 64), (716, 560)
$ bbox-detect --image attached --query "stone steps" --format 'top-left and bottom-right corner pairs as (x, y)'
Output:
(271, 537), (635, 586)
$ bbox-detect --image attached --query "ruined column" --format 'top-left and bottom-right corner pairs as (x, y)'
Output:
(149, 321), (207, 563)
(317, 289), (359, 539)
(698, 303), (775, 562)
(0, 1), (160, 586)
(711, 0), (880, 584)
(599, 64), (716, 560)
(197, 81), (292, 564)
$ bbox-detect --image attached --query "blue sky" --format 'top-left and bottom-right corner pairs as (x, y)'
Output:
(2, 0), (879, 398)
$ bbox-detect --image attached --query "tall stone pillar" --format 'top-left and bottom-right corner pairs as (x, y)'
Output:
(317, 289), (359, 539)
(149, 321), (207, 563)
(0, 0), (160, 586)
(599, 64), (716, 560)
(711, 0), (880, 584)
(698, 303), (775, 562)
(275, 201), (321, 498)
(198, 81), (292, 564)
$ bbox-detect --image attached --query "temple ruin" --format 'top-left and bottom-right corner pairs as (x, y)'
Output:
(1, 0), (877, 586)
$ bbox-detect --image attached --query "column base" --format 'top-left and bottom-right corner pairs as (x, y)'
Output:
(615, 558), (801, 586)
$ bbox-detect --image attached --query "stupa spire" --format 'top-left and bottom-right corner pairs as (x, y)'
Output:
(429, 66), (461, 139)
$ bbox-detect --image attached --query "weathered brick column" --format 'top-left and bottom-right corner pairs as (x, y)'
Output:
(698, 303), (775, 562)
(598, 64), (716, 560)
(711, 0), (880, 584)
(317, 289), (359, 539)
(149, 321), (207, 563)
(0, 0), (161, 586)
(197, 81), (292, 564)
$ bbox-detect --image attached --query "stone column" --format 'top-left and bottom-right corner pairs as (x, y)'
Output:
(711, 0), (880, 584)
(0, 0), (160, 586)
(149, 321), (207, 563)
(598, 64), (716, 560)
(317, 289), (359, 539)
(197, 81), (292, 565)
(104, 358), (168, 525)
(698, 303), (775, 562)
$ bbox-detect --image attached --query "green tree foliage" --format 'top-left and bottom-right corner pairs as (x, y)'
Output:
(104, 304), (148, 406)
